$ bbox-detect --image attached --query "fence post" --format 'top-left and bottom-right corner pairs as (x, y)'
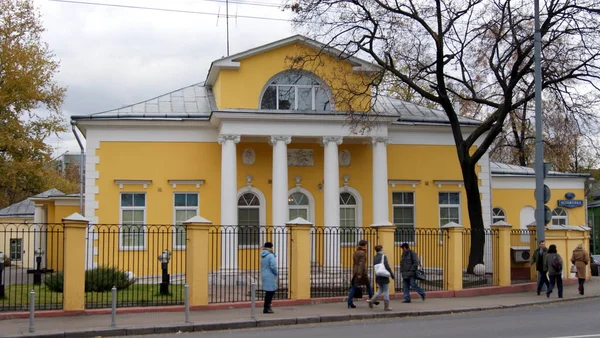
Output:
(29, 289), (35, 333)
(62, 213), (89, 311)
(527, 224), (538, 281)
(286, 218), (313, 300)
(371, 223), (395, 295)
(183, 216), (212, 306)
(491, 221), (512, 286)
(441, 222), (463, 291)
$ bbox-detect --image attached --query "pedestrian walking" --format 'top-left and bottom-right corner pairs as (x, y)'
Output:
(571, 243), (589, 295)
(347, 239), (374, 308)
(368, 245), (395, 311)
(543, 244), (563, 298)
(260, 242), (277, 314)
(531, 240), (549, 295)
(399, 243), (425, 303)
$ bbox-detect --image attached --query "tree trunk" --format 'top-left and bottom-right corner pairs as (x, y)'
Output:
(461, 161), (486, 274)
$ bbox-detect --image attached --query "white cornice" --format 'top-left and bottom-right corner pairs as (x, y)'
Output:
(114, 180), (152, 189)
(168, 180), (206, 189)
(434, 180), (464, 188)
(388, 180), (421, 188)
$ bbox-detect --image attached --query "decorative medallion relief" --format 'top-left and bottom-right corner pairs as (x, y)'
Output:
(288, 149), (314, 167)
(242, 148), (256, 165)
(339, 150), (351, 167)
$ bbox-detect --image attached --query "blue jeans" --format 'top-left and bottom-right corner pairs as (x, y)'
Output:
(348, 283), (373, 306)
(548, 275), (563, 298)
(372, 283), (390, 301)
(536, 271), (549, 293)
(403, 277), (425, 302)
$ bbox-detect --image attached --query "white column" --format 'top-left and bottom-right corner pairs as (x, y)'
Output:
(372, 137), (391, 226)
(33, 204), (47, 269)
(270, 136), (291, 270)
(218, 134), (241, 275)
(323, 136), (343, 267)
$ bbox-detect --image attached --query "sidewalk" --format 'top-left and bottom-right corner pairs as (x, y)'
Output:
(2, 279), (599, 338)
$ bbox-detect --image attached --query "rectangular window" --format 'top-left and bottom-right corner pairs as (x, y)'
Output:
(439, 192), (461, 227)
(121, 193), (146, 250)
(289, 208), (308, 221)
(10, 238), (22, 261)
(393, 192), (415, 243)
(238, 208), (260, 247)
(174, 193), (198, 249)
(340, 207), (357, 245)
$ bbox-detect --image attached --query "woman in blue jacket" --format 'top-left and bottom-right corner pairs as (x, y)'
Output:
(261, 242), (278, 314)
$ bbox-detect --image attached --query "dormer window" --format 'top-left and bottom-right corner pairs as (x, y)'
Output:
(260, 71), (332, 111)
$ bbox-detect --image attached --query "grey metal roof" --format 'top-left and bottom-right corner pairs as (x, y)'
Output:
(71, 81), (480, 127)
(0, 189), (65, 217)
(71, 82), (213, 120)
(375, 96), (481, 126)
(490, 162), (589, 178)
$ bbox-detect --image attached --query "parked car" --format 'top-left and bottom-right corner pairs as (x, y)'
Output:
(591, 255), (600, 276)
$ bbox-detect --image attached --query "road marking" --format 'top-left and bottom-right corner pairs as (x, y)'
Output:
(550, 335), (600, 338)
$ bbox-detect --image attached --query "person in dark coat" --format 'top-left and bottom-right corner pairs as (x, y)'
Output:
(531, 240), (549, 295)
(367, 245), (395, 311)
(543, 244), (563, 298)
(347, 239), (374, 308)
(260, 242), (278, 314)
(399, 243), (425, 303)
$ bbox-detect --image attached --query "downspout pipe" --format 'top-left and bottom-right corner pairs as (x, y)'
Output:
(71, 121), (85, 215)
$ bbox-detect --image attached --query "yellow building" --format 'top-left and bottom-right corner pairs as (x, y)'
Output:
(28, 35), (588, 280)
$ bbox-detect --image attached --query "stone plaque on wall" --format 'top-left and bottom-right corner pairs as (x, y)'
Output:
(288, 149), (314, 166)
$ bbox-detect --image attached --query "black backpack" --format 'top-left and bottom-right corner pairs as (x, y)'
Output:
(551, 255), (562, 271)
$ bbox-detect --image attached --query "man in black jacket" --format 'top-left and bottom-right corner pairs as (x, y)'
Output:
(531, 240), (549, 295)
(400, 243), (426, 303)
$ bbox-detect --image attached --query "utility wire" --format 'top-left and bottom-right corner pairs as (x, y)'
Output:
(197, 0), (283, 9)
(48, 0), (295, 23)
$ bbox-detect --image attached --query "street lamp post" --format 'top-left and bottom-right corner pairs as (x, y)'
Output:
(33, 249), (44, 285)
(157, 250), (171, 295)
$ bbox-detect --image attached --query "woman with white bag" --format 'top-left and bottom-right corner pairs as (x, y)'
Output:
(367, 245), (395, 311)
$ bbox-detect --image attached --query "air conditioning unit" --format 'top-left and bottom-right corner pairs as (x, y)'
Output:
(511, 247), (531, 263)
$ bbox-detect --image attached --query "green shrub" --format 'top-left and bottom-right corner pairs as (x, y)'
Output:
(44, 271), (64, 292)
(44, 267), (135, 293)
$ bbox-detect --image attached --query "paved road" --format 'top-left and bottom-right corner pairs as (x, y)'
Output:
(134, 298), (600, 338)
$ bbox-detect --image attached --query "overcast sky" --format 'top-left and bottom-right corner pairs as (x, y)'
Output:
(36, 0), (296, 156)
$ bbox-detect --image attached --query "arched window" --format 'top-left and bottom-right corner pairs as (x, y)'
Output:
(260, 71), (332, 111)
(288, 192), (309, 220)
(340, 192), (357, 245)
(492, 207), (506, 224)
(238, 193), (260, 246)
(552, 207), (568, 226)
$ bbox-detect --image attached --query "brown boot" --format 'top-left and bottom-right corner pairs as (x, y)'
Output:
(384, 301), (392, 311)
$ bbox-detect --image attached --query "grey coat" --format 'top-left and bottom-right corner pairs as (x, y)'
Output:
(400, 249), (419, 279)
(373, 252), (395, 285)
(543, 253), (564, 277)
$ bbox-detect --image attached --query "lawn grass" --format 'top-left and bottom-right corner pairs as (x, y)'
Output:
(0, 284), (184, 310)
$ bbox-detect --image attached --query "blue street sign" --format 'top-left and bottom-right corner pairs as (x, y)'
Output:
(557, 200), (584, 208)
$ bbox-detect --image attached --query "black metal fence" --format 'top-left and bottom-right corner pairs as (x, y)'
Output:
(208, 225), (291, 303)
(309, 226), (378, 298)
(85, 224), (186, 309)
(462, 228), (499, 288)
(0, 223), (64, 312)
(510, 229), (536, 283)
(394, 228), (448, 293)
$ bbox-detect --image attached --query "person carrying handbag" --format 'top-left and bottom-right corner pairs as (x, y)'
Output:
(400, 243), (426, 303)
(367, 245), (395, 311)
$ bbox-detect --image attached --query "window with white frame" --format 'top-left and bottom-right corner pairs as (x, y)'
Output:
(288, 192), (309, 221)
(238, 193), (261, 247)
(393, 192), (415, 243)
(173, 193), (198, 249)
(120, 193), (146, 249)
(10, 238), (22, 261)
(439, 192), (461, 227)
(492, 207), (506, 224)
(340, 192), (357, 244)
(552, 207), (568, 226)
(260, 72), (331, 111)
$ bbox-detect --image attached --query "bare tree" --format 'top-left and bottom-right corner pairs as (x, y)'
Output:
(289, 0), (600, 271)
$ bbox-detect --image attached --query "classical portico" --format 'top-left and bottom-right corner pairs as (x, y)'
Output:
(216, 119), (393, 270)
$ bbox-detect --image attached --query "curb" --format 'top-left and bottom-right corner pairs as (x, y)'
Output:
(4, 294), (599, 338)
